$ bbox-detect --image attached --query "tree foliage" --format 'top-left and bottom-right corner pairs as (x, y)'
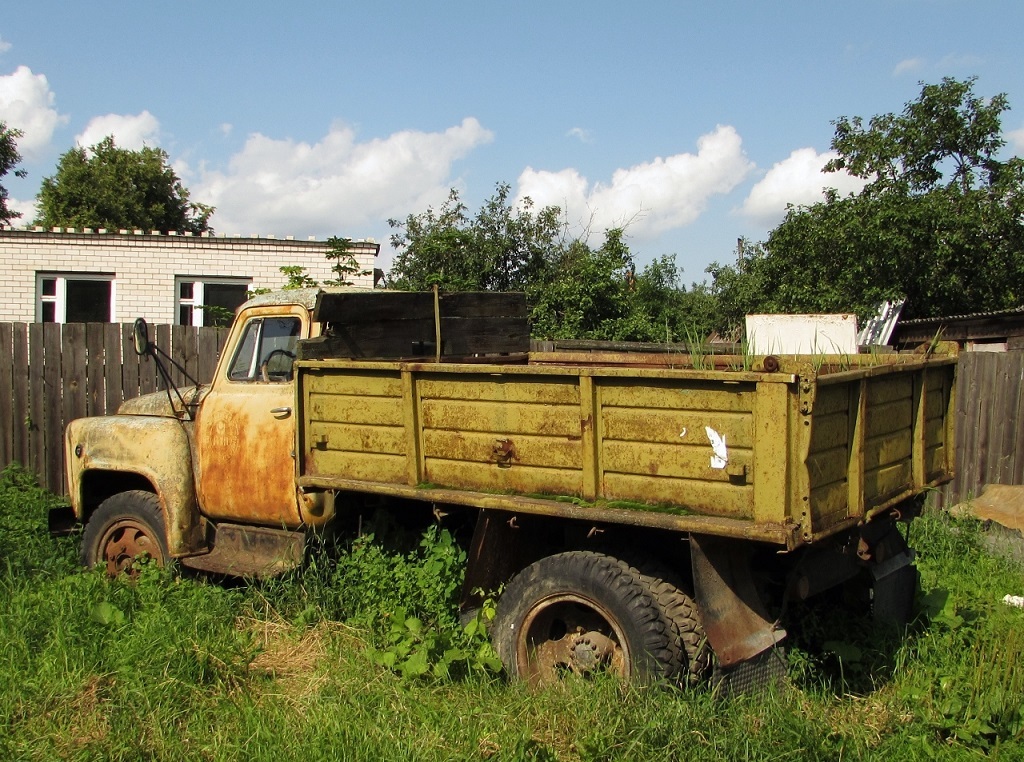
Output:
(279, 265), (318, 290)
(34, 136), (214, 234)
(0, 122), (27, 224)
(388, 183), (562, 292)
(528, 229), (635, 340)
(706, 77), (1024, 327)
(387, 183), (711, 342)
(323, 236), (371, 286)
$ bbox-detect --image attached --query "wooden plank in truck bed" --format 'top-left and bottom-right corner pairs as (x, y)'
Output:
(301, 291), (530, 360)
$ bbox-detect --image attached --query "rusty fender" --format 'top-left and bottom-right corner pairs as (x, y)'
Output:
(690, 534), (786, 668)
(66, 415), (202, 557)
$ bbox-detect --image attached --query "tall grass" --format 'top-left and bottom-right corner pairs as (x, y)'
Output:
(0, 462), (1022, 760)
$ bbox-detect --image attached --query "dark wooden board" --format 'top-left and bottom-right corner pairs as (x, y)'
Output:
(12, 324), (27, 467)
(304, 291), (529, 360)
(0, 323), (13, 468)
(299, 316), (529, 359)
(439, 292), (527, 318)
(313, 291), (435, 323)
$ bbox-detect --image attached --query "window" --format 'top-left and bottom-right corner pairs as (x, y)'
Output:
(176, 277), (250, 327)
(36, 274), (115, 323)
(227, 316), (301, 382)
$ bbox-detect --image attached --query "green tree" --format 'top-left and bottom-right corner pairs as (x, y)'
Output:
(323, 236), (370, 286)
(389, 184), (711, 341)
(388, 183), (562, 292)
(0, 122), (27, 224)
(34, 136), (214, 234)
(750, 77), (1024, 321)
(528, 229), (635, 339)
(620, 254), (717, 342)
(279, 265), (318, 290)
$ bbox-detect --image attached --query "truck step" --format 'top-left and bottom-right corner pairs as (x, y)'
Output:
(181, 523), (305, 578)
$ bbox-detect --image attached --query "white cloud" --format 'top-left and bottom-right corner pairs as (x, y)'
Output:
(0, 37), (11, 55)
(76, 110), (160, 151)
(6, 195), (36, 222)
(893, 58), (925, 77)
(219, 122), (233, 137)
(740, 147), (867, 225)
(1008, 127), (1024, 155)
(0, 65), (67, 159)
(566, 127), (593, 144)
(515, 124), (754, 240)
(192, 117), (494, 237)
(894, 54), (983, 78)
(937, 53), (984, 70)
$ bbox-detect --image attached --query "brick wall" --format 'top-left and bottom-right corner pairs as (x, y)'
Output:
(0, 227), (379, 323)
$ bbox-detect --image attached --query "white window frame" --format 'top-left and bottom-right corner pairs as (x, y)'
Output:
(176, 276), (251, 327)
(36, 273), (116, 323)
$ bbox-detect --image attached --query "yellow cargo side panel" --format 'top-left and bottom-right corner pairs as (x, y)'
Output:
(807, 383), (853, 530)
(303, 370), (406, 483)
(419, 374), (585, 498)
(598, 379), (756, 518)
(863, 375), (914, 505)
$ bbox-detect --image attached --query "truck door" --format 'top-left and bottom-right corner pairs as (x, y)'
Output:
(194, 306), (307, 526)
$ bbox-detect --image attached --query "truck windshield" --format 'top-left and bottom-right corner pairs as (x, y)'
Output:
(227, 316), (301, 382)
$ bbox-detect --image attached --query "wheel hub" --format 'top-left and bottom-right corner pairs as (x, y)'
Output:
(569, 631), (617, 672)
(100, 521), (158, 576)
(519, 594), (630, 682)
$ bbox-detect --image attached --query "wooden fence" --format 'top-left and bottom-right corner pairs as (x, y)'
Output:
(0, 322), (228, 493)
(1, 323), (1021, 508)
(937, 350), (1024, 507)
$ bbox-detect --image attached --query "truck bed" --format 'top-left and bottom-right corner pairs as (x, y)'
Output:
(295, 351), (956, 550)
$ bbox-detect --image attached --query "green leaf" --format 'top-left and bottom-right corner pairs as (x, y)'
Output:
(90, 601), (125, 626)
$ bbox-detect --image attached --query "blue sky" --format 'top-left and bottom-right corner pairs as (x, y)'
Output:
(2, 1), (1023, 283)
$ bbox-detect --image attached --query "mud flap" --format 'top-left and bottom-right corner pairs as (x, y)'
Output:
(869, 525), (918, 628)
(712, 647), (789, 699)
(691, 534), (787, 693)
(872, 559), (918, 628)
(48, 505), (80, 536)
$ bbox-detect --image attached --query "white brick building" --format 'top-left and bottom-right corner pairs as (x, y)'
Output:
(0, 227), (379, 325)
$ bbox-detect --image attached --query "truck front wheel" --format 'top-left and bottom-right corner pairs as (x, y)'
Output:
(81, 491), (169, 576)
(493, 551), (679, 685)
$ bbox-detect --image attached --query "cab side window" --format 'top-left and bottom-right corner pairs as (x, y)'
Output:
(227, 316), (301, 382)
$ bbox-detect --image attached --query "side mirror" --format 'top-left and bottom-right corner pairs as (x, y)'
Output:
(132, 317), (151, 357)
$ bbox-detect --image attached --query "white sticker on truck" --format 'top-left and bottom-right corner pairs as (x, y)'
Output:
(705, 426), (729, 469)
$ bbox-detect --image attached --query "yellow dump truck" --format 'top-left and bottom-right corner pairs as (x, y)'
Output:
(54, 288), (957, 691)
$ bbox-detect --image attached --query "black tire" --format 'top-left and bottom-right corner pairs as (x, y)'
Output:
(493, 551), (679, 685)
(81, 490), (169, 576)
(614, 551), (714, 687)
(640, 572), (713, 686)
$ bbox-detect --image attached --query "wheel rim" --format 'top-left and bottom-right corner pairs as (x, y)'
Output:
(517, 593), (630, 684)
(97, 518), (163, 576)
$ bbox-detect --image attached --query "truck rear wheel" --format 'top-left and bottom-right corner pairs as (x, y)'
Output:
(81, 491), (169, 576)
(493, 551), (679, 685)
(642, 574), (713, 686)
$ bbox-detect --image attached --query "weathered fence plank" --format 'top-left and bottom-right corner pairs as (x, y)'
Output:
(121, 323), (140, 403)
(43, 323), (63, 492)
(150, 324), (171, 393)
(86, 323), (106, 417)
(103, 323), (122, 415)
(198, 327), (224, 384)
(11, 323), (29, 469)
(0, 323), (13, 468)
(29, 323), (44, 479)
